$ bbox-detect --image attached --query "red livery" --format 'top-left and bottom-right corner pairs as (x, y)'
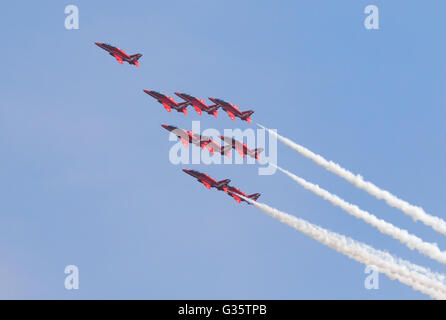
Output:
(183, 169), (231, 192)
(208, 97), (254, 123)
(145, 90), (189, 115)
(225, 185), (261, 204)
(183, 169), (261, 205)
(175, 92), (219, 118)
(95, 42), (142, 67)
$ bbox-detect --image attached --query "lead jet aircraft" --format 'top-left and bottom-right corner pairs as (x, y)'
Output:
(183, 169), (230, 192)
(225, 185), (261, 204)
(144, 90), (189, 115)
(95, 42), (142, 67)
(161, 125), (210, 148)
(220, 135), (263, 160)
(174, 92), (219, 118)
(208, 97), (254, 124)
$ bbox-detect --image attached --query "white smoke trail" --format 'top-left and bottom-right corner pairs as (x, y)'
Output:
(241, 196), (446, 299)
(271, 163), (446, 265)
(258, 124), (446, 236)
(355, 240), (446, 285)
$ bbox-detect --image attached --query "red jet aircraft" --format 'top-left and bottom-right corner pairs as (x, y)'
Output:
(220, 135), (264, 160)
(225, 185), (261, 204)
(183, 169), (230, 192)
(145, 90), (189, 115)
(208, 97), (254, 123)
(95, 42), (142, 67)
(175, 92), (219, 118)
(162, 125), (210, 148)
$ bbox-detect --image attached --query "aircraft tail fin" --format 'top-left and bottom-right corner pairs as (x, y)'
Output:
(130, 53), (142, 61)
(130, 53), (142, 67)
(252, 148), (264, 160)
(207, 105), (219, 118)
(248, 193), (261, 201)
(177, 102), (189, 115)
(242, 110), (254, 123)
(178, 102), (189, 108)
(217, 179), (231, 192)
(217, 179), (231, 187)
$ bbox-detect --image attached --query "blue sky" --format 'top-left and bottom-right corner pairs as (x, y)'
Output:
(1, 1), (445, 299)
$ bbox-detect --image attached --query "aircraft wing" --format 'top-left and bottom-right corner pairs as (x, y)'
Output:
(162, 102), (171, 112)
(193, 105), (202, 115)
(232, 194), (242, 203)
(207, 144), (215, 155)
(222, 145), (232, 158)
(114, 55), (123, 64)
(202, 181), (211, 190)
(226, 111), (235, 121)
(180, 137), (189, 148)
(235, 147), (245, 158)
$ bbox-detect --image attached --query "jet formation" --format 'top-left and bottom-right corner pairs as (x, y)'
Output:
(95, 42), (262, 205)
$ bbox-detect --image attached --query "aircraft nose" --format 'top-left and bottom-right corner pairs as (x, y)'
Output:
(94, 42), (102, 46)
(161, 124), (169, 129)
